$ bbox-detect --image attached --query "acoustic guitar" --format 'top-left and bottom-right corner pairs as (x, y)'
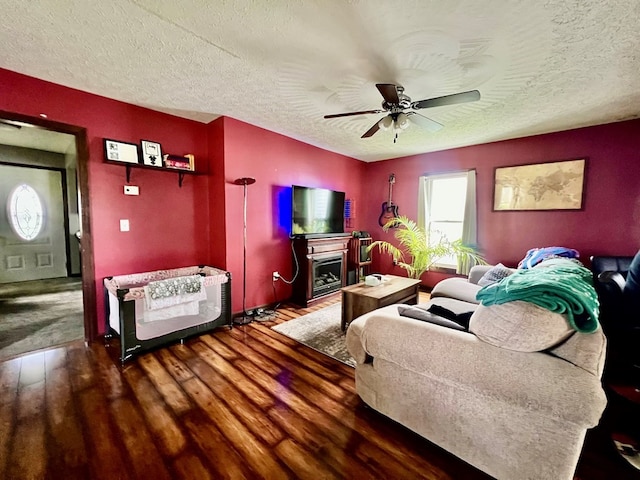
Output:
(378, 173), (399, 227)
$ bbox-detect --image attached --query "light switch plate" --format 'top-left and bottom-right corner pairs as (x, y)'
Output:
(124, 185), (139, 195)
(120, 219), (130, 232)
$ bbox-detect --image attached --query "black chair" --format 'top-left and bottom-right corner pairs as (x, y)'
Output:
(591, 254), (640, 381)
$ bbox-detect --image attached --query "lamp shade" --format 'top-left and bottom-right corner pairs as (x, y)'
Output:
(396, 113), (410, 130)
(378, 115), (393, 131)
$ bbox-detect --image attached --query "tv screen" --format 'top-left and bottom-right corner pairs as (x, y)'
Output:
(292, 185), (345, 235)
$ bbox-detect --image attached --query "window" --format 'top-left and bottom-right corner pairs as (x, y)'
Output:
(418, 171), (477, 273)
(8, 184), (44, 241)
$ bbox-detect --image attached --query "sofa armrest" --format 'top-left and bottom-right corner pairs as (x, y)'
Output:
(597, 271), (626, 293)
(468, 265), (494, 285)
(347, 305), (607, 427)
(430, 277), (481, 304)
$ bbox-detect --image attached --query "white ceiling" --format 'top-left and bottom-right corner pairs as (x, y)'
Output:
(1, 0), (639, 162)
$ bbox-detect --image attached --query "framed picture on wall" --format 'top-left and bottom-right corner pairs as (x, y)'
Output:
(103, 139), (139, 164)
(493, 158), (586, 211)
(140, 140), (163, 167)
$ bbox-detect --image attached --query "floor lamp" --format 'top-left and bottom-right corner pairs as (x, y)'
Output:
(233, 177), (256, 325)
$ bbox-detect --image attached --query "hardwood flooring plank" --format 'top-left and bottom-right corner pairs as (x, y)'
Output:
(45, 364), (88, 473)
(17, 379), (45, 420)
(67, 342), (96, 392)
(77, 386), (131, 480)
(171, 451), (215, 480)
(109, 397), (173, 480)
(267, 405), (378, 479)
(197, 333), (239, 361)
(168, 342), (197, 362)
(274, 438), (342, 480)
(155, 348), (194, 383)
(213, 333), (283, 377)
(181, 411), (253, 480)
(243, 328), (343, 382)
(255, 322), (355, 378)
(0, 401), (14, 479)
(0, 358), (20, 479)
(44, 346), (67, 372)
(91, 344), (127, 400)
(190, 339), (275, 410)
(0, 357), (21, 395)
(181, 377), (292, 479)
(121, 363), (187, 457)
(182, 350), (284, 446)
(18, 351), (45, 387)
(5, 415), (47, 480)
(137, 354), (192, 416)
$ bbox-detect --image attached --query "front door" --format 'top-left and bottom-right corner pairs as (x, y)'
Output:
(0, 164), (68, 283)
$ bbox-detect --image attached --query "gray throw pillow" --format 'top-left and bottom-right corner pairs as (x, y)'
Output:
(477, 263), (514, 286)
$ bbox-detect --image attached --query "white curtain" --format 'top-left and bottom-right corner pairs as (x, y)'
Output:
(417, 176), (432, 241)
(457, 170), (477, 275)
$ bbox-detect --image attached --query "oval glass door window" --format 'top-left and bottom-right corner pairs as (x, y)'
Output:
(7, 184), (44, 241)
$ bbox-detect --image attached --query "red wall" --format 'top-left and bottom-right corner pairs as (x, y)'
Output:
(363, 120), (640, 287)
(3, 66), (639, 329)
(0, 68), (210, 334)
(220, 117), (365, 313)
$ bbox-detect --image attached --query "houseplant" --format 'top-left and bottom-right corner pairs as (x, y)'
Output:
(366, 215), (485, 279)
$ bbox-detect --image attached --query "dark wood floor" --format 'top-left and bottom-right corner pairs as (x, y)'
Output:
(0, 296), (637, 479)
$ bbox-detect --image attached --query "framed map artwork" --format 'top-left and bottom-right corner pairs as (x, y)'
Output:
(493, 159), (586, 211)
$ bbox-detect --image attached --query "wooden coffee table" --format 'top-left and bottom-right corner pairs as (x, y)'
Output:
(341, 275), (421, 331)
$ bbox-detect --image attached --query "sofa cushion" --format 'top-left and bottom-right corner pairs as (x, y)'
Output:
(430, 277), (481, 304)
(469, 301), (574, 352)
(477, 263), (514, 286)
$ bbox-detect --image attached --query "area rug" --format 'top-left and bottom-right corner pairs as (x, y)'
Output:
(272, 303), (355, 367)
(0, 277), (84, 360)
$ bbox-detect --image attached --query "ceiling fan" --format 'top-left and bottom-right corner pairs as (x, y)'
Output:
(324, 84), (480, 142)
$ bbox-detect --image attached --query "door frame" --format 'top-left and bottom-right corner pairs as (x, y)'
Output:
(0, 109), (96, 342)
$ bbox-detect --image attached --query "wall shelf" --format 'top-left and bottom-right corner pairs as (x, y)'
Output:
(105, 160), (198, 187)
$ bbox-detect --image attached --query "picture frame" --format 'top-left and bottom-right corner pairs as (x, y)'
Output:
(493, 158), (586, 211)
(103, 139), (139, 164)
(140, 140), (163, 167)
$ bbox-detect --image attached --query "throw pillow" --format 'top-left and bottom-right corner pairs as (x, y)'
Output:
(469, 301), (574, 352)
(397, 305), (467, 331)
(477, 263), (514, 286)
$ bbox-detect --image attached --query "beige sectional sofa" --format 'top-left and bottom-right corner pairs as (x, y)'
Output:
(346, 264), (608, 480)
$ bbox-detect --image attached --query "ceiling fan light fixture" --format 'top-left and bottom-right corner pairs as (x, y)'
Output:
(378, 115), (393, 131)
(396, 113), (410, 130)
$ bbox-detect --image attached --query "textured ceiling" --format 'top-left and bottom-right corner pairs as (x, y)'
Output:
(1, 0), (639, 162)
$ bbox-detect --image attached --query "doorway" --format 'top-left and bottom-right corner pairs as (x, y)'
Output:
(0, 165), (69, 282)
(0, 111), (96, 355)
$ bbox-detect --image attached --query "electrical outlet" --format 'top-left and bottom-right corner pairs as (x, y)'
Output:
(272, 271), (280, 282)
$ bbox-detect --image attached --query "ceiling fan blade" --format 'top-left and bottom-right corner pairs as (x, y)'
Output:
(361, 120), (381, 138)
(324, 109), (384, 119)
(407, 112), (443, 133)
(412, 90), (481, 110)
(376, 84), (400, 104)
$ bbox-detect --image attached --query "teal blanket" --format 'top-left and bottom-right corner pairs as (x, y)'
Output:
(476, 261), (599, 333)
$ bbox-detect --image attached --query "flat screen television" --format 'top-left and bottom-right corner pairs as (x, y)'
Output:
(291, 185), (345, 236)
